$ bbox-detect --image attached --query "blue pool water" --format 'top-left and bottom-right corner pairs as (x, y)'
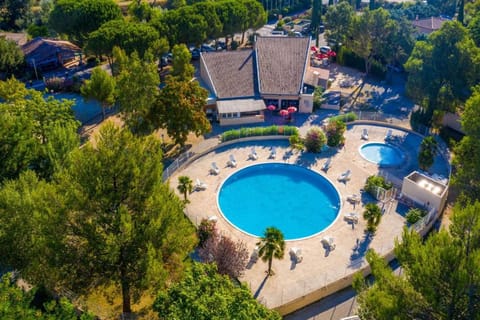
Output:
(217, 163), (340, 240)
(359, 142), (404, 167)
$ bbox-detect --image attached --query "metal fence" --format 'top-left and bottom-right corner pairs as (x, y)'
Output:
(162, 150), (195, 181)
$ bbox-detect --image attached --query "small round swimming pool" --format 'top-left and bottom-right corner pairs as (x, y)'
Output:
(359, 142), (404, 167)
(217, 163), (341, 240)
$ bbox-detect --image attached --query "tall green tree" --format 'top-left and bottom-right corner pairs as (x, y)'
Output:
(240, 0), (267, 44)
(153, 76), (211, 147)
(405, 21), (480, 123)
(49, 0), (122, 45)
(115, 50), (160, 135)
(215, 0), (248, 46)
(54, 123), (197, 316)
(0, 0), (31, 30)
(86, 19), (160, 66)
(256, 227), (285, 276)
(170, 44), (195, 81)
(154, 262), (281, 320)
(0, 37), (24, 77)
(177, 175), (193, 202)
(418, 136), (438, 171)
(349, 8), (396, 75)
(193, 1), (223, 41)
(452, 85), (480, 200)
(80, 67), (116, 120)
(324, 2), (355, 47)
(355, 201), (480, 319)
(0, 78), (79, 182)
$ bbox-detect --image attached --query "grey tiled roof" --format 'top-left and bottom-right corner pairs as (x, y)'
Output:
(201, 50), (256, 99)
(255, 36), (310, 95)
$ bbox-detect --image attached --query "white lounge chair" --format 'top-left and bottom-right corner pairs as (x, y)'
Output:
(289, 247), (303, 263)
(344, 212), (359, 224)
(227, 154), (237, 167)
(248, 147), (258, 160)
(338, 169), (351, 182)
(210, 162), (220, 175)
(346, 194), (360, 204)
(385, 129), (393, 141)
(361, 128), (369, 140)
(269, 147), (277, 159)
(321, 236), (336, 250)
(321, 157), (332, 172)
(207, 215), (218, 222)
(194, 178), (208, 191)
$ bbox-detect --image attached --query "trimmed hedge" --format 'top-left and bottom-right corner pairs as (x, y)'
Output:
(329, 112), (357, 123)
(220, 125), (299, 142)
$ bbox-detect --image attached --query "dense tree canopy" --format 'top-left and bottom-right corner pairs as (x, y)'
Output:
(324, 1), (355, 47)
(154, 262), (281, 320)
(0, 123), (197, 317)
(0, 0), (31, 30)
(86, 19), (160, 61)
(452, 85), (480, 201)
(49, 0), (122, 45)
(153, 76), (211, 146)
(0, 273), (94, 320)
(0, 78), (80, 182)
(80, 67), (116, 120)
(116, 50), (160, 135)
(354, 201), (480, 319)
(0, 37), (24, 77)
(405, 21), (480, 121)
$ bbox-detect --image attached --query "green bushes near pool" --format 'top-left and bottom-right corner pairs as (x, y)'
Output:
(329, 112), (357, 123)
(220, 126), (299, 142)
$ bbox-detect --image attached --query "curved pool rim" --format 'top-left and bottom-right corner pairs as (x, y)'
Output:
(216, 162), (343, 241)
(358, 141), (405, 167)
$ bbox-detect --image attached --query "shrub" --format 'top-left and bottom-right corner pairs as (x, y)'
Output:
(220, 126), (299, 142)
(325, 119), (346, 147)
(44, 77), (65, 92)
(406, 208), (427, 225)
(197, 218), (217, 248)
(198, 234), (249, 278)
(329, 112), (357, 123)
(289, 133), (304, 150)
(365, 175), (392, 198)
(304, 127), (326, 153)
(230, 40), (239, 50)
(313, 86), (325, 110)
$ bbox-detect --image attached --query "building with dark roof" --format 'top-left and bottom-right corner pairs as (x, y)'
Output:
(22, 37), (81, 71)
(412, 16), (448, 35)
(200, 36), (312, 126)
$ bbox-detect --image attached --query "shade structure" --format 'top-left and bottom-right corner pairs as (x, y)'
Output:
(279, 109), (289, 116)
(267, 104), (276, 111)
(287, 106), (297, 113)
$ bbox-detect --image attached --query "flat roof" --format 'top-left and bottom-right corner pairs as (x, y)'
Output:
(217, 99), (266, 114)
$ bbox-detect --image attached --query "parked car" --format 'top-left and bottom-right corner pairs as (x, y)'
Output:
(190, 47), (200, 60)
(201, 44), (215, 52)
(319, 46), (331, 54)
(216, 41), (227, 50)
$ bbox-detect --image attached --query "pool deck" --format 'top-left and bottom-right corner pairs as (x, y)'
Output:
(170, 124), (450, 314)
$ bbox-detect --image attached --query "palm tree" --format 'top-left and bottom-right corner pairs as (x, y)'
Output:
(256, 227), (285, 276)
(418, 136), (438, 171)
(363, 203), (382, 235)
(177, 176), (193, 202)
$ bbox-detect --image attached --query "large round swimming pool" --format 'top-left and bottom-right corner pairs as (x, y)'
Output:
(217, 163), (341, 240)
(359, 142), (404, 167)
